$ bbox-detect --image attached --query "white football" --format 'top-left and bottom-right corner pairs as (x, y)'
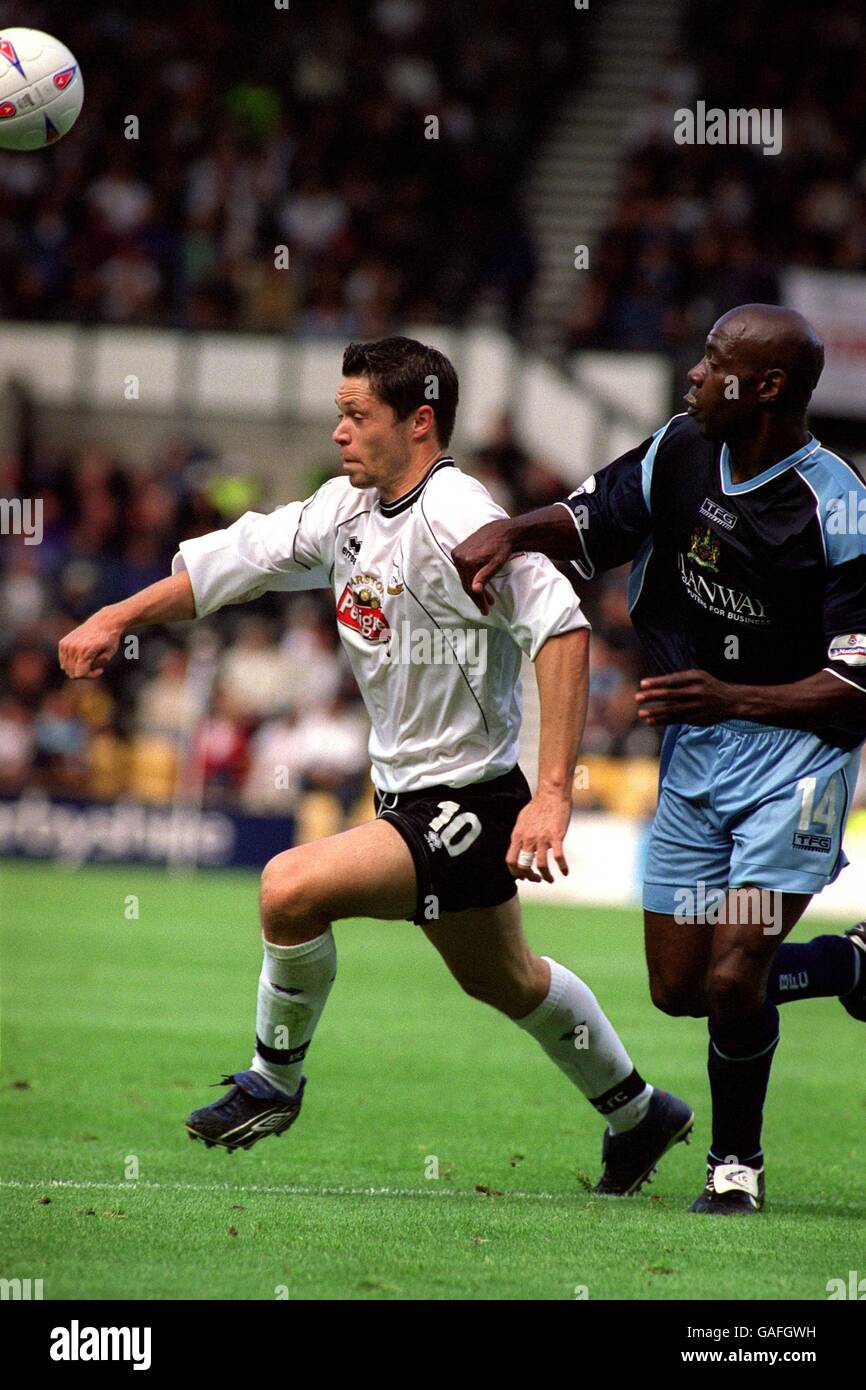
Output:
(0, 27), (84, 150)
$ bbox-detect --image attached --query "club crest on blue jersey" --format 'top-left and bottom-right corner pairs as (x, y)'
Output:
(686, 527), (721, 572)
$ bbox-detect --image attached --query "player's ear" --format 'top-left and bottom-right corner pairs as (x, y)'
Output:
(413, 403), (437, 442)
(759, 367), (786, 404)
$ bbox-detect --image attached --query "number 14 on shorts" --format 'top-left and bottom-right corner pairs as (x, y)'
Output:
(795, 775), (838, 854)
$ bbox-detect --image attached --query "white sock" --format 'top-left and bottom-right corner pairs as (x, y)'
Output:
(516, 957), (652, 1133)
(250, 930), (337, 1096)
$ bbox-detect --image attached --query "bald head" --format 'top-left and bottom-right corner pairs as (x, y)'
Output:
(712, 304), (824, 411)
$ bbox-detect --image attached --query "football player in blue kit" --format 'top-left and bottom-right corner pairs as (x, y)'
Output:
(454, 303), (866, 1215)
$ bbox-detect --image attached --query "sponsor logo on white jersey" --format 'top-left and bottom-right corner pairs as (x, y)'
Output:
(336, 573), (390, 643)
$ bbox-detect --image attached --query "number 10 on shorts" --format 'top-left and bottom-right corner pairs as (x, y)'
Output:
(429, 801), (482, 857)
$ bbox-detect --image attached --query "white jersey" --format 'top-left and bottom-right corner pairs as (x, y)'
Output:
(172, 456), (589, 793)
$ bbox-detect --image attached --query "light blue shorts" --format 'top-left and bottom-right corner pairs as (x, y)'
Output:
(642, 720), (862, 915)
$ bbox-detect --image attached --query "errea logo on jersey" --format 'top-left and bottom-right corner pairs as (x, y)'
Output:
(828, 634), (866, 666)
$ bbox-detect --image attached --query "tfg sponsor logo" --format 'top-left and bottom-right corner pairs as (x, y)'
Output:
(699, 497), (737, 532)
(49, 1320), (152, 1370)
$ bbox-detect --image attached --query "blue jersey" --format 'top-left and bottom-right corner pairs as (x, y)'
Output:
(559, 413), (866, 748)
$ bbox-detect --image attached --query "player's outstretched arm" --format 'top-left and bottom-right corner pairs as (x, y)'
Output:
(58, 570), (196, 680)
(508, 626), (590, 884)
(452, 505), (581, 615)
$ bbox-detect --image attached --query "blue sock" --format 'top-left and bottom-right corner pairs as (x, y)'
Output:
(767, 936), (857, 1004)
(707, 999), (779, 1168)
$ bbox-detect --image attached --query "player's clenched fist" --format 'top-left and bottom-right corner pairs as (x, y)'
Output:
(59, 610), (123, 679)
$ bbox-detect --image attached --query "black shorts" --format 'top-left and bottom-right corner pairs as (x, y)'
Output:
(374, 764), (532, 925)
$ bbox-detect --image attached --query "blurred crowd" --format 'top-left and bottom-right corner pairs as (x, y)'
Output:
(0, 422), (657, 817)
(1, 1), (862, 358)
(0, 437), (370, 819)
(0, 0), (576, 336)
(565, 0), (866, 358)
(3, 0), (866, 826)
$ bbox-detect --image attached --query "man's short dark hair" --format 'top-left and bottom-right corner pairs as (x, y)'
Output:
(341, 337), (459, 448)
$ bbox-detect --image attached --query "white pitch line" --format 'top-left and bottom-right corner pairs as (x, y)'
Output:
(1, 1178), (573, 1201)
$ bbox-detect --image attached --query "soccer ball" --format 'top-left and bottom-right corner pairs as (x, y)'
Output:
(0, 28), (83, 151)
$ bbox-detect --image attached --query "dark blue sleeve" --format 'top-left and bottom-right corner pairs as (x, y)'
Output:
(557, 432), (657, 580)
(823, 555), (866, 695)
(821, 476), (866, 696)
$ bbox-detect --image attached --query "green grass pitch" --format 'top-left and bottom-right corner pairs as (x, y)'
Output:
(1, 859), (863, 1301)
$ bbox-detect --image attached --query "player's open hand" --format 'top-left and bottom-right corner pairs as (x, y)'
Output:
(59, 610), (124, 680)
(452, 520), (514, 615)
(635, 669), (738, 726)
(507, 788), (571, 884)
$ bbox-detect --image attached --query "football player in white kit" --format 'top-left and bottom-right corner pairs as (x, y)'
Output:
(58, 337), (692, 1195)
